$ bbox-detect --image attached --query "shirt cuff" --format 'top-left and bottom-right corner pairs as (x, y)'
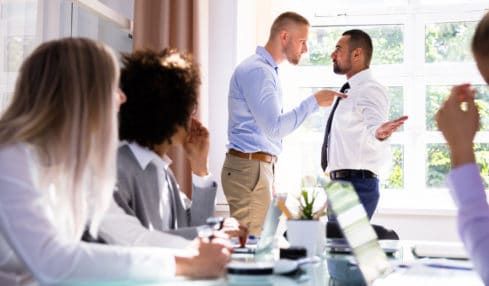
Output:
(447, 163), (486, 208)
(305, 94), (319, 111)
(192, 172), (214, 189)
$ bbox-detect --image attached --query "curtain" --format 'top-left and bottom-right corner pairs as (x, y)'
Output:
(133, 0), (205, 198)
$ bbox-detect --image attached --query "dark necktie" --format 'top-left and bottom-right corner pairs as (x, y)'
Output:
(320, 82), (350, 171)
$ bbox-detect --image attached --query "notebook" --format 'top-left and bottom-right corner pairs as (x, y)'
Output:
(233, 195), (282, 255)
(324, 181), (483, 286)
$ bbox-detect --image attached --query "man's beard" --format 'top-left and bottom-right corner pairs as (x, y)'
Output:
(333, 62), (348, 75)
(287, 54), (300, 65)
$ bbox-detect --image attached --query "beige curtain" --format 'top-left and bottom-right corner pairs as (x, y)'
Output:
(133, 0), (202, 198)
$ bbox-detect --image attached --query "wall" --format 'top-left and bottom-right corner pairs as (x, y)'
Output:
(207, 0), (237, 207)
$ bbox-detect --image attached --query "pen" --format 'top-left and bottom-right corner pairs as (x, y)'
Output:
(423, 263), (473, 271)
(397, 262), (473, 271)
(277, 197), (293, 219)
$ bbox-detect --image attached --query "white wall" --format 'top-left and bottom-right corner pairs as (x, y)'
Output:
(207, 0), (238, 207)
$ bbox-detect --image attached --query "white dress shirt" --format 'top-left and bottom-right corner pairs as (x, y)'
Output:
(0, 143), (179, 285)
(326, 69), (390, 175)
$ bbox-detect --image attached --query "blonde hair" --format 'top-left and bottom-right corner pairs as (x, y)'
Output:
(0, 38), (119, 238)
(269, 11), (309, 40)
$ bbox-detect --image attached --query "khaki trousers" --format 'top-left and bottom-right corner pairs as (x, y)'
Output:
(221, 153), (274, 235)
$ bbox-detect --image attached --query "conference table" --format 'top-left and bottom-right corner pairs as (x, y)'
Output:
(75, 240), (483, 286)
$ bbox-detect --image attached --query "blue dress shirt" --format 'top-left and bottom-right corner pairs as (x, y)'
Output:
(447, 163), (489, 285)
(227, 46), (318, 156)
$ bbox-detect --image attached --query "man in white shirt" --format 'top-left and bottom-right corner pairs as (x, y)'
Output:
(98, 49), (247, 248)
(321, 29), (407, 219)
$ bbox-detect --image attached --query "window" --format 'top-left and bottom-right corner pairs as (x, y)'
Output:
(0, 0), (132, 113)
(0, 0), (38, 112)
(274, 1), (488, 211)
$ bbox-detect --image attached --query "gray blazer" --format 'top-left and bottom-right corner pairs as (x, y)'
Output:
(114, 145), (217, 240)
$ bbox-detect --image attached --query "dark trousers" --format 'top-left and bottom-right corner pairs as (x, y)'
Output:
(328, 177), (380, 220)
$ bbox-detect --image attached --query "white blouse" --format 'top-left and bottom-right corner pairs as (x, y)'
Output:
(0, 143), (177, 285)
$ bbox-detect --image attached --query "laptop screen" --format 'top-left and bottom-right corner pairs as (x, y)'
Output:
(324, 181), (392, 285)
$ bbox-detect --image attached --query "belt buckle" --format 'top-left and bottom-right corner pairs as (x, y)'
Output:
(329, 171), (336, 180)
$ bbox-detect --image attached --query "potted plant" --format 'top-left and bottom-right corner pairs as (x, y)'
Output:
(286, 179), (327, 257)
(297, 188), (327, 220)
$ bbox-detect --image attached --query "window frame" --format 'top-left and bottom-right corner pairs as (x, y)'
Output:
(276, 2), (489, 212)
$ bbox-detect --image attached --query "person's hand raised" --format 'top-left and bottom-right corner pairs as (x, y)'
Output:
(183, 117), (210, 176)
(313, 89), (347, 107)
(436, 83), (478, 167)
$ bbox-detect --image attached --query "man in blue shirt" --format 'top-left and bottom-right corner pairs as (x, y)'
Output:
(221, 11), (344, 235)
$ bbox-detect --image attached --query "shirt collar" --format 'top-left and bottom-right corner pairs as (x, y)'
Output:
(256, 46), (278, 72)
(122, 141), (172, 171)
(348, 69), (372, 88)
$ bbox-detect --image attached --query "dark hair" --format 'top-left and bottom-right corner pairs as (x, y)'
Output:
(269, 11), (309, 39)
(119, 48), (200, 148)
(472, 12), (489, 60)
(342, 29), (373, 67)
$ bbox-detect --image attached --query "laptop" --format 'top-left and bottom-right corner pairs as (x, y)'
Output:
(233, 195), (282, 256)
(324, 181), (392, 285)
(324, 181), (483, 286)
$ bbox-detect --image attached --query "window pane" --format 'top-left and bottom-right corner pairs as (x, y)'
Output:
(303, 25), (404, 66)
(427, 143), (489, 188)
(426, 143), (450, 188)
(388, 86), (404, 130)
(425, 21), (476, 63)
(0, 92), (12, 112)
(426, 85), (489, 131)
(1, 1), (37, 21)
(382, 144), (404, 189)
(475, 85), (489, 131)
(5, 36), (36, 72)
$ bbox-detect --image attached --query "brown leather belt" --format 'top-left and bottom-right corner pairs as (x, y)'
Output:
(228, 149), (276, 163)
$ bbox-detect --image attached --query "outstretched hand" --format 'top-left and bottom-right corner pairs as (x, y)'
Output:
(183, 117), (210, 176)
(375, 115), (408, 141)
(314, 89), (347, 107)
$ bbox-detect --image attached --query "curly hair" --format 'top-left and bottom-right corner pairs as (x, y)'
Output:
(119, 48), (200, 149)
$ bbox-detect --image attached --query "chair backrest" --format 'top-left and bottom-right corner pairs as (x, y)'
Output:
(326, 221), (399, 240)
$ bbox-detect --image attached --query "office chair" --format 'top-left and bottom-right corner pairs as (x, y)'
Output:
(326, 221), (399, 240)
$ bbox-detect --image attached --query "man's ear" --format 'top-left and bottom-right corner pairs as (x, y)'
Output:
(279, 30), (288, 42)
(352, 48), (364, 64)
(352, 47), (361, 58)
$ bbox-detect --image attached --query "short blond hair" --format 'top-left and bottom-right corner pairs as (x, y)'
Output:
(269, 11), (309, 39)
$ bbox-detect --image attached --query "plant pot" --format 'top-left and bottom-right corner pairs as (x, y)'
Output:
(286, 219), (325, 257)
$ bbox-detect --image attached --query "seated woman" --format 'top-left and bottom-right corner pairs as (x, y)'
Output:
(0, 38), (231, 285)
